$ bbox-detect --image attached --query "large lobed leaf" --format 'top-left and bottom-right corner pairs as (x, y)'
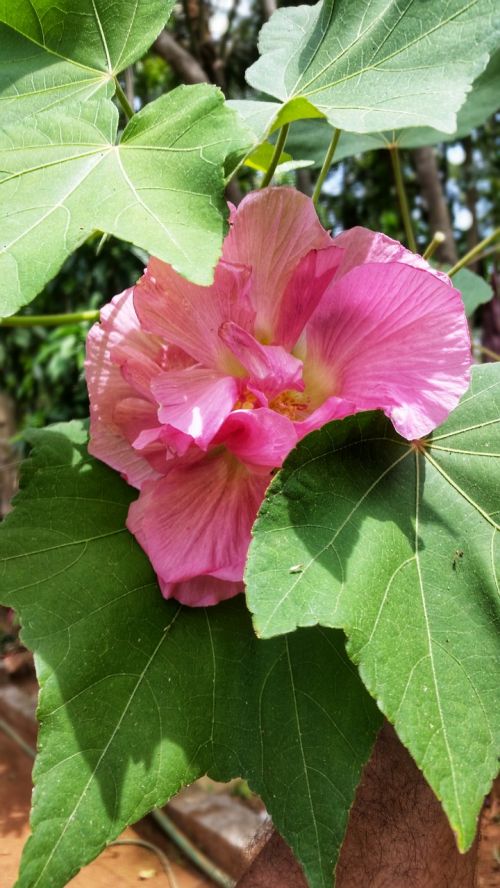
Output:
(0, 85), (252, 316)
(245, 0), (500, 134)
(246, 364), (500, 852)
(282, 49), (500, 167)
(0, 421), (381, 888)
(0, 0), (175, 113)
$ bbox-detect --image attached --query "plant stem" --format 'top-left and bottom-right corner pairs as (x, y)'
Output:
(312, 127), (341, 207)
(0, 311), (100, 328)
(389, 145), (417, 252)
(448, 227), (500, 277)
(422, 230), (446, 261)
(260, 124), (289, 188)
(109, 839), (179, 888)
(151, 808), (235, 888)
(115, 79), (134, 120)
(475, 344), (500, 362)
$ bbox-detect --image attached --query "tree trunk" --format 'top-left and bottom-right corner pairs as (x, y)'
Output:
(412, 146), (458, 265)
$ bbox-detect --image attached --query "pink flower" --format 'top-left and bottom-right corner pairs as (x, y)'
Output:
(85, 188), (471, 607)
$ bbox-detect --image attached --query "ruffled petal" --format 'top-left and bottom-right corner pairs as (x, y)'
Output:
(126, 451), (269, 587)
(333, 226), (451, 284)
(216, 408), (298, 470)
(151, 367), (239, 450)
(294, 396), (358, 440)
(134, 259), (254, 371)
(159, 575), (242, 607)
(219, 322), (303, 397)
(223, 187), (332, 341)
(273, 245), (343, 350)
(304, 262), (471, 440)
(85, 289), (165, 488)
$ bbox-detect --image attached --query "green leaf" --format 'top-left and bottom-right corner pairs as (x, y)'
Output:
(246, 0), (500, 135)
(449, 267), (494, 317)
(0, 0), (175, 113)
(0, 421), (381, 888)
(283, 49), (500, 167)
(0, 85), (252, 316)
(246, 364), (500, 851)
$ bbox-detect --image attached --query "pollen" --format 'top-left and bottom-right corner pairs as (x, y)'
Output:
(234, 390), (259, 410)
(269, 391), (311, 420)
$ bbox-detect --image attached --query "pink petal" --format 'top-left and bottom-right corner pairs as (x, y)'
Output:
(274, 245), (343, 350)
(304, 262), (471, 440)
(223, 187), (332, 341)
(151, 367), (239, 450)
(294, 396), (358, 440)
(219, 322), (303, 397)
(159, 575), (242, 607)
(216, 408), (298, 470)
(113, 398), (192, 473)
(85, 289), (165, 488)
(126, 451), (269, 587)
(134, 259), (254, 371)
(333, 226), (451, 284)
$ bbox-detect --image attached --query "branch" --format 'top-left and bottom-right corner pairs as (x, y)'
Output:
(411, 146), (457, 265)
(154, 30), (209, 84)
(261, 0), (277, 20)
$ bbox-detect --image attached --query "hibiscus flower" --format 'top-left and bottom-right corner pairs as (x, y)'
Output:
(85, 187), (471, 606)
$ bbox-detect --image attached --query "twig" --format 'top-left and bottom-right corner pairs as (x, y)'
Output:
(0, 311), (100, 327)
(0, 716), (35, 759)
(448, 227), (500, 277)
(152, 808), (235, 888)
(109, 838), (179, 888)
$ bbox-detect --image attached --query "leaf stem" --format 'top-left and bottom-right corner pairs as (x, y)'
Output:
(475, 344), (500, 362)
(389, 145), (417, 252)
(312, 127), (341, 207)
(115, 79), (134, 120)
(260, 124), (290, 188)
(448, 227), (500, 277)
(0, 311), (100, 328)
(422, 230), (445, 261)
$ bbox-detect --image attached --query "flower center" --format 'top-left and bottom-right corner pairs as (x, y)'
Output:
(234, 390), (259, 410)
(269, 390), (311, 420)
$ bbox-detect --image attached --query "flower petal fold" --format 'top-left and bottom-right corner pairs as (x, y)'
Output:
(223, 187), (332, 340)
(134, 260), (254, 370)
(216, 408), (298, 469)
(305, 262), (471, 440)
(126, 451), (269, 589)
(219, 321), (303, 396)
(85, 289), (165, 488)
(151, 367), (239, 450)
(274, 245), (343, 350)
